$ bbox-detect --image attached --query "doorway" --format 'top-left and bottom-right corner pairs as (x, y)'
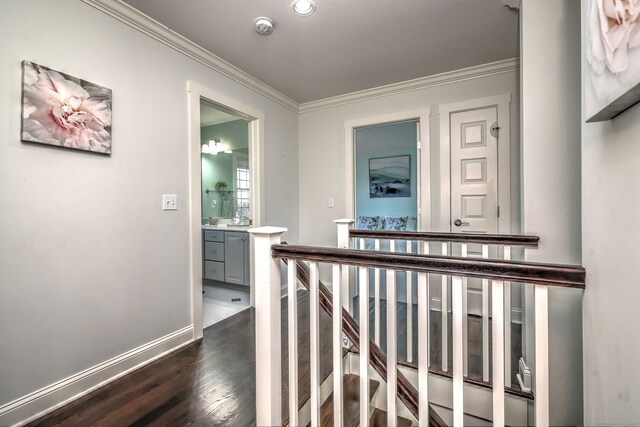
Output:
(188, 81), (265, 340)
(345, 109), (431, 230)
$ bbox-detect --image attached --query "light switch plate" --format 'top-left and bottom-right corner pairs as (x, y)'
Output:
(163, 194), (177, 210)
(328, 197), (335, 208)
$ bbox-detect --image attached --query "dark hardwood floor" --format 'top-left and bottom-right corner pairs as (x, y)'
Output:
(29, 289), (522, 427)
(29, 291), (334, 427)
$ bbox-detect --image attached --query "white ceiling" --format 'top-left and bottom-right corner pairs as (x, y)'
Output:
(122, 0), (519, 104)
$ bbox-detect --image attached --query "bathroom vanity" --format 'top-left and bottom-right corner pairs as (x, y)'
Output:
(202, 226), (250, 286)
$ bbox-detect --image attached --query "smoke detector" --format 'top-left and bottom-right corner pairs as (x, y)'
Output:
(254, 17), (274, 35)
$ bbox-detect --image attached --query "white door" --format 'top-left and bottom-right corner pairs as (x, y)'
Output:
(450, 106), (499, 238)
(450, 105), (499, 334)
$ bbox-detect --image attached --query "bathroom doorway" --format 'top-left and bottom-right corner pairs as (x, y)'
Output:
(187, 81), (265, 340)
(200, 99), (251, 329)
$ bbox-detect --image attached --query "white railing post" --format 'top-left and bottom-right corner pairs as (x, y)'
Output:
(335, 218), (355, 313)
(248, 226), (287, 427)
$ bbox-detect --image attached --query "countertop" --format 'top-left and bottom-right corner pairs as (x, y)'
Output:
(202, 224), (251, 232)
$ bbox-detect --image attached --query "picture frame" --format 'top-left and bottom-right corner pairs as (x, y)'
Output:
(584, 0), (640, 122)
(21, 60), (112, 154)
(369, 155), (411, 198)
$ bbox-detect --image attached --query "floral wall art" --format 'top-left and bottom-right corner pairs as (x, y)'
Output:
(21, 61), (112, 154)
(585, 0), (640, 122)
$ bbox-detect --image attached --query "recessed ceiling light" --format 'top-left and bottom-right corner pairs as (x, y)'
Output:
(291, 0), (316, 16)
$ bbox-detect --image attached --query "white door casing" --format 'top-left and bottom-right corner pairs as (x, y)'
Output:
(187, 81), (265, 340)
(439, 94), (511, 236)
(345, 108), (431, 231)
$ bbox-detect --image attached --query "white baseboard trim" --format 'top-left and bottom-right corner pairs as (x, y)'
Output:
(0, 325), (194, 427)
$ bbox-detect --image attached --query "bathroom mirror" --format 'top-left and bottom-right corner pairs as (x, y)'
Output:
(200, 99), (250, 222)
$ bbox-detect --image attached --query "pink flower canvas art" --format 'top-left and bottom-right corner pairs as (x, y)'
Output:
(585, 0), (640, 122)
(21, 61), (112, 154)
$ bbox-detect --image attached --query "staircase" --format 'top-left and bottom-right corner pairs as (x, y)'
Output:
(250, 224), (586, 426)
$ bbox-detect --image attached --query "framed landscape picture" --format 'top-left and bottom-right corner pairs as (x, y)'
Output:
(369, 155), (410, 198)
(21, 60), (112, 154)
(584, 0), (640, 122)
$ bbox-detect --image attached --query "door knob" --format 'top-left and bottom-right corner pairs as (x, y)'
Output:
(454, 219), (470, 227)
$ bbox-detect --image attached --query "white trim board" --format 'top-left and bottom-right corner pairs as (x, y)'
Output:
(81, 0), (519, 115)
(0, 326), (194, 427)
(81, 0), (298, 112)
(301, 59), (519, 114)
(187, 81), (265, 340)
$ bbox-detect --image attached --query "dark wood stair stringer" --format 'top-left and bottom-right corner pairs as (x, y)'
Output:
(284, 256), (447, 427)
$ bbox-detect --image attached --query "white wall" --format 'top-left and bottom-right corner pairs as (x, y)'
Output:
(0, 0), (298, 423)
(520, 1), (583, 425)
(298, 70), (521, 247)
(582, 2), (640, 424)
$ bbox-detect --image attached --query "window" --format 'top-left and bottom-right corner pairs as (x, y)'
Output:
(236, 165), (250, 218)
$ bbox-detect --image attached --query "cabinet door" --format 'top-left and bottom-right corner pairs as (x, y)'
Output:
(224, 232), (246, 285)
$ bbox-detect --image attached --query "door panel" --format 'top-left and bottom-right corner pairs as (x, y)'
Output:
(450, 107), (498, 235)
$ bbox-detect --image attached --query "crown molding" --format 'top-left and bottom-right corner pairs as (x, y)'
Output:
(81, 0), (299, 112)
(298, 58), (520, 114)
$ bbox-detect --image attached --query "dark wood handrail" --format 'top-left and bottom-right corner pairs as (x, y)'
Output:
(283, 257), (447, 427)
(273, 245), (586, 289)
(350, 229), (540, 247)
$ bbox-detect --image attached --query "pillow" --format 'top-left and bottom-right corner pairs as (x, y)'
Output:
(384, 216), (408, 231)
(356, 215), (384, 230)
(406, 216), (418, 231)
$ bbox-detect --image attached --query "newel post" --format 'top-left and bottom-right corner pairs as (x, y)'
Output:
(248, 226), (287, 427)
(334, 218), (355, 313)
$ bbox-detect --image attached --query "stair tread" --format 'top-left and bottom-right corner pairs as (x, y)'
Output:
(370, 408), (413, 427)
(315, 373), (380, 427)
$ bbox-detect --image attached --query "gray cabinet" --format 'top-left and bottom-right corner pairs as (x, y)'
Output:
(224, 232), (250, 286)
(202, 229), (250, 286)
(203, 230), (224, 281)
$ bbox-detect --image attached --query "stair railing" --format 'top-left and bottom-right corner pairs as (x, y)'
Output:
(336, 219), (540, 389)
(249, 226), (585, 427)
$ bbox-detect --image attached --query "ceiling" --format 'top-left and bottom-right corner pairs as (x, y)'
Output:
(122, 0), (519, 104)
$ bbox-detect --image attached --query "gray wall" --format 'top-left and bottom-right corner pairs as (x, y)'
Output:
(0, 0), (298, 421)
(520, 1), (583, 425)
(581, 1), (640, 423)
(355, 121), (418, 220)
(298, 71), (521, 247)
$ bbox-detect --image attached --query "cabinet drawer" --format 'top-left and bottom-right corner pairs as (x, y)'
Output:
(203, 230), (224, 242)
(204, 241), (224, 261)
(203, 260), (224, 281)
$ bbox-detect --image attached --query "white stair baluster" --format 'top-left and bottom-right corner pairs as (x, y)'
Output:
(503, 246), (512, 389)
(309, 262), (320, 427)
(359, 266), (370, 426)
(418, 271), (430, 426)
(406, 240), (413, 364)
(375, 239), (381, 345)
(482, 244), (490, 382)
(492, 280), (505, 427)
(387, 267), (397, 426)
(332, 264), (344, 427)
(452, 275), (464, 427)
(441, 243), (449, 372)
(288, 259), (299, 427)
(535, 285), (550, 427)
(461, 243), (468, 377)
